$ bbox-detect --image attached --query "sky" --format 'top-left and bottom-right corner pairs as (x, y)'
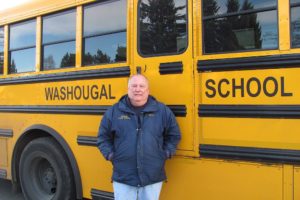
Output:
(0, 0), (31, 11)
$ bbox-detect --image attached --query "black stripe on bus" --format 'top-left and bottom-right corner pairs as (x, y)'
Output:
(77, 136), (97, 146)
(197, 54), (300, 72)
(198, 104), (300, 118)
(0, 66), (130, 85)
(91, 189), (114, 200)
(159, 61), (183, 74)
(168, 105), (187, 117)
(0, 169), (7, 179)
(200, 144), (300, 164)
(0, 129), (13, 137)
(0, 105), (110, 115)
(0, 105), (186, 117)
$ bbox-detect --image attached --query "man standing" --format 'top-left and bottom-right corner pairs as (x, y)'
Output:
(97, 74), (181, 200)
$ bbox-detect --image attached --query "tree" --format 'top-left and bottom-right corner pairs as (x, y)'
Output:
(60, 53), (75, 68)
(83, 52), (94, 66)
(10, 59), (17, 73)
(115, 46), (126, 62)
(0, 52), (3, 74)
(140, 0), (186, 54)
(239, 0), (262, 49)
(43, 55), (56, 70)
(203, 0), (221, 53)
(93, 49), (111, 64)
(221, 0), (241, 51)
(203, 0), (262, 53)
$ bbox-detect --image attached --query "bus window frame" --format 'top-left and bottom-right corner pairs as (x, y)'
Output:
(0, 26), (4, 75)
(137, 0), (189, 58)
(41, 8), (77, 71)
(8, 18), (37, 74)
(201, 0), (279, 55)
(82, 0), (127, 67)
(290, 1), (300, 48)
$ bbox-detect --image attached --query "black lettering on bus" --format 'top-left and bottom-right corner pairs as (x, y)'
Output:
(60, 86), (66, 100)
(67, 86), (73, 100)
(246, 77), (261, 97)
(280, 77), (293, 97)
(53, 88), (60, 100)
(91, 85), (98, 99)
(263, 77), (278, 97)
(108, 84), (116, 99)
(82, 85), (89, 100)
(74, 86), (82, 100)
(45, 87), (54, 100)
(100, 85), (108, 99)
(232, 78), (244, 97)
(218, 79), (230, 98)
(205, 79), (216, 98)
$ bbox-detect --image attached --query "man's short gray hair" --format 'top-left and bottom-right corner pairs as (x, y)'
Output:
(128, 74), (149, 88)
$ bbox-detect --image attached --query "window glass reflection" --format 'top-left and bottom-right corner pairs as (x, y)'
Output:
(203, 0), (276, 17)
(0, 27), (3, 74)
(10, 20), (36, 49)
(84, 0), (126, 36)
(291, 0), (300, 4)
(291, 7), (300, 48)
(9, 48), (35, 74)
(84, 32), (126, 65)
(43, 41), (75, 70)
(203, 0), (278, 54)
(83, 0), (127, 66)
(139, 0), (187, 55)
(43, 9), (76, 44)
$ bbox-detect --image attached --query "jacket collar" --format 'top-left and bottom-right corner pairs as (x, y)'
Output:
(118, 95), (158, 114)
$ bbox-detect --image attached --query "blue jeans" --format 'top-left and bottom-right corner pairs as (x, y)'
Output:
(113, 181), (163, 200)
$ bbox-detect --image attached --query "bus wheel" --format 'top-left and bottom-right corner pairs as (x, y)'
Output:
(19, 137), (75, 200)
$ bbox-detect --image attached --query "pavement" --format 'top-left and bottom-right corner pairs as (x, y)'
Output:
(0, 179), (24, 200)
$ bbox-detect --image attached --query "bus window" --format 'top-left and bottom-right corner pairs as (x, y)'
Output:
(138, 0), (187, 56)
(9, 19), (36, 74)
(291, 0), (300, 48)
(83, 0), (127, 66)
(0, 27), (3, 74)
(202, 0), (278, 54)
(42, 9), (76, 70)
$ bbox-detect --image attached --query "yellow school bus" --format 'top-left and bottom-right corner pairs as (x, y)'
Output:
(0, 0), (300, 199)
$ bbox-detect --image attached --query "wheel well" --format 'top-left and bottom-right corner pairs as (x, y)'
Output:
(12, 124), (83, 199)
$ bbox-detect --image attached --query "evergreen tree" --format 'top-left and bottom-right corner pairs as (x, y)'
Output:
(221, 0), (241, 51)
(239, 0), (262, 49)
(115, 46), (126, 62)
(10, 59), (17, 73)
(140, 0), (186, 54)
(203, 0), (219, 16)
(83, 52), (94, 66)
(203, 0), (221, 53)
(60, 53), (75, 68)
(0, 52), (3, 74)
(94, 49), (111, 64)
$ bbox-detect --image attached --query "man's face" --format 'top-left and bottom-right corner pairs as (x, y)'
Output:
(128, 75), (149, 106)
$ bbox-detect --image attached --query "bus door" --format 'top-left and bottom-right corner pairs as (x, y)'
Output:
(133, 0), (196, 156)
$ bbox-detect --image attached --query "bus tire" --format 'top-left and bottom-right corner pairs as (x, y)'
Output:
(19, 137), (76, 200)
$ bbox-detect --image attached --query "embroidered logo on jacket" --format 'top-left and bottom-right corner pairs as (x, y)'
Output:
(118, 115), (131, 120)
(147, 113), (155, 117)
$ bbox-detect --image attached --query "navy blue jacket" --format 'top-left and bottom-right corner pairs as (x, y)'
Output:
(97, 95), (181, 186)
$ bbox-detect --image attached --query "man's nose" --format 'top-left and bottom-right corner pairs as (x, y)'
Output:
(135, 86), (142, 91)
